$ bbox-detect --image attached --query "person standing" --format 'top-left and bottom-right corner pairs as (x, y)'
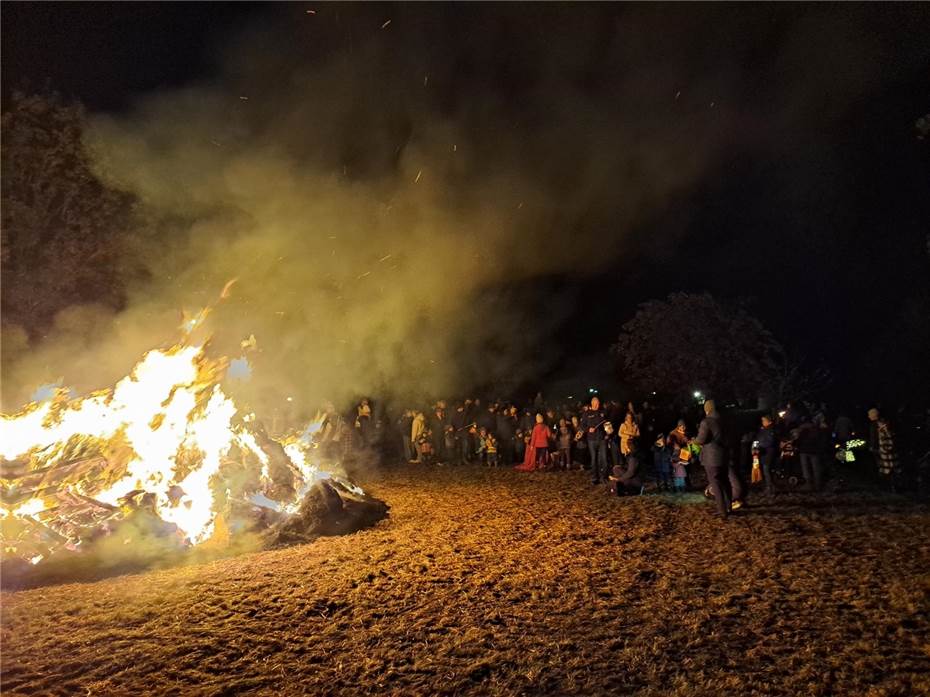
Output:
(443, 425), (457, 463)
(480, 403), (497, 434)
(619, 412), (640, 456)
(430, 404), (447, 464)
(357, 399), (372, 446)
(583, 396), (609, 485)
(672, 451), (688, 493)
(516, 414), (552, 471)
(868, 408), (901, 492)
(398, 409), (414, 462)
(557, 424), (573, 470)
(496, 406), (517, 466)
(410, 411), (426, 463)
(668, 420), (690, 490)
(797, 417), (825, 492)
(605, 421), (621, 468)
(476, 426), (489, 465)
(570, 414), (585, 469)
(833, 411), (855, 447)
(757, 414), (778, 496)
(694, 400), (730, 518)
(451, 403), (469, 465)
(652, 435), (673, 491)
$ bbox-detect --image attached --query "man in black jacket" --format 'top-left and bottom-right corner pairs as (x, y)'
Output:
(496, 406), (516, 466)
(694, 400), (730, 517)
(583, 396), (609, 485)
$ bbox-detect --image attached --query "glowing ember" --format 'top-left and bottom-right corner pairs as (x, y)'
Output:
(0, 340), (335, 560)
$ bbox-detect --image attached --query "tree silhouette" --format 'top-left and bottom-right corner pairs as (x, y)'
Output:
(612, 293), (785, 404)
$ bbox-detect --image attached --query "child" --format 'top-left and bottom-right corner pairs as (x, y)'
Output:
(418, 428), (433, 465)
(605, 421), (621, 467)
(476, 426), (488, 465)
(557, 424), (573, 470)
(668, 420), (689, 493)
(515, 413), (552, 471)
(571, 415), (585, 469)
(485, 433), (499, 467)
(443, 425), (457, 465)
(672, 446), (689, 493)
(531, 413), (553, 470)
(653, 435), (672, 491)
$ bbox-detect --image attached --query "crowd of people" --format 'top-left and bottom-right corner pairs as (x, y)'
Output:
(302, 392), (928, 512)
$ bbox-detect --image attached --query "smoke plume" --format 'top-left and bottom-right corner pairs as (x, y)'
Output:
(5, 4), (916, 413)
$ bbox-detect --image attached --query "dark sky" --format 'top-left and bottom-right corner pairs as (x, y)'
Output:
(3, 2), (929, 401)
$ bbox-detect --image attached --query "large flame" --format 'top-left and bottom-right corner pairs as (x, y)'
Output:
(1, 341), (330, 559)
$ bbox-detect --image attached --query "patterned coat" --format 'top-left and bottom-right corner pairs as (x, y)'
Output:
(877, 420), (901, 476)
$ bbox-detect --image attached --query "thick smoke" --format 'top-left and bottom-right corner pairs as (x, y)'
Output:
(4, 4), (914, 413)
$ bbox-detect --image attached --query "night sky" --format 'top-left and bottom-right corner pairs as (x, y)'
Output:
(3, 2), (929, 402)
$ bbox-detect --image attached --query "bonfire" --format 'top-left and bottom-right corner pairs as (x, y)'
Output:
(0, 330), (387, 586)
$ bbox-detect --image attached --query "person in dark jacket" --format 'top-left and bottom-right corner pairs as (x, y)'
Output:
(429, 405), (447, 463)
(583, 396), (610, 485)
(719, 409), (747, 509)
(479, 404), (497, 434)
(398, 409), (414, 462)
(451, 404), (470, 465)
(833, 412), (855, 446)
(796, 417), (826, 492)
(757, 414), (778, 495)
(611, 449), (643, 495)
(496, 407), (517, 466)
(694, 400), (730, 517)
(652, 435), (673, 491)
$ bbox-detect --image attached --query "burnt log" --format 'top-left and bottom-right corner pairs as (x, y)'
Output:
(266, 477), (388, 546)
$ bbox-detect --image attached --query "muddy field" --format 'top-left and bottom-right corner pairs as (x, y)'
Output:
(2, 464), (929, 696)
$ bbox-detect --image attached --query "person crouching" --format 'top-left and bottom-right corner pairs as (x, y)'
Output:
(609, 449), (643, 496)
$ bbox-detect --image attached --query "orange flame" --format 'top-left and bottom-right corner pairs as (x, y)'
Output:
(1, 341), (326, 552)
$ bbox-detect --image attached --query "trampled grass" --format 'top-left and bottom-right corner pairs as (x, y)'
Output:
(2, 464), (928, 695)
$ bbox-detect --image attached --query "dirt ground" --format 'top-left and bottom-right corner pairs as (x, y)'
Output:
(2, 464), (929, 696)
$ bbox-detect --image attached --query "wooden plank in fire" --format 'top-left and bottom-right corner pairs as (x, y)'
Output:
(1, 456), (110, 490)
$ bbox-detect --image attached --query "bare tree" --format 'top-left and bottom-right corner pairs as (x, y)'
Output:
(763, 347), (832, 406)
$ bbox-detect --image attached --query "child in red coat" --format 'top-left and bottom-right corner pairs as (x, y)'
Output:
(516, 414), (552, 471)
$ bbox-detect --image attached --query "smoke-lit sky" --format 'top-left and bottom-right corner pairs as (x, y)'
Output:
(3, 2), (929, 409)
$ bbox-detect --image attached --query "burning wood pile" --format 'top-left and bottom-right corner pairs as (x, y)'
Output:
(0, 341), (387, 587)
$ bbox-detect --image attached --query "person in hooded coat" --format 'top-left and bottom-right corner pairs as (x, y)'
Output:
(516, 414), (552, 471)
(694, 400), (730, 517)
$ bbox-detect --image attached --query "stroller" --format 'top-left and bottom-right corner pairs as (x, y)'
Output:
(773, 434), (803, 489)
